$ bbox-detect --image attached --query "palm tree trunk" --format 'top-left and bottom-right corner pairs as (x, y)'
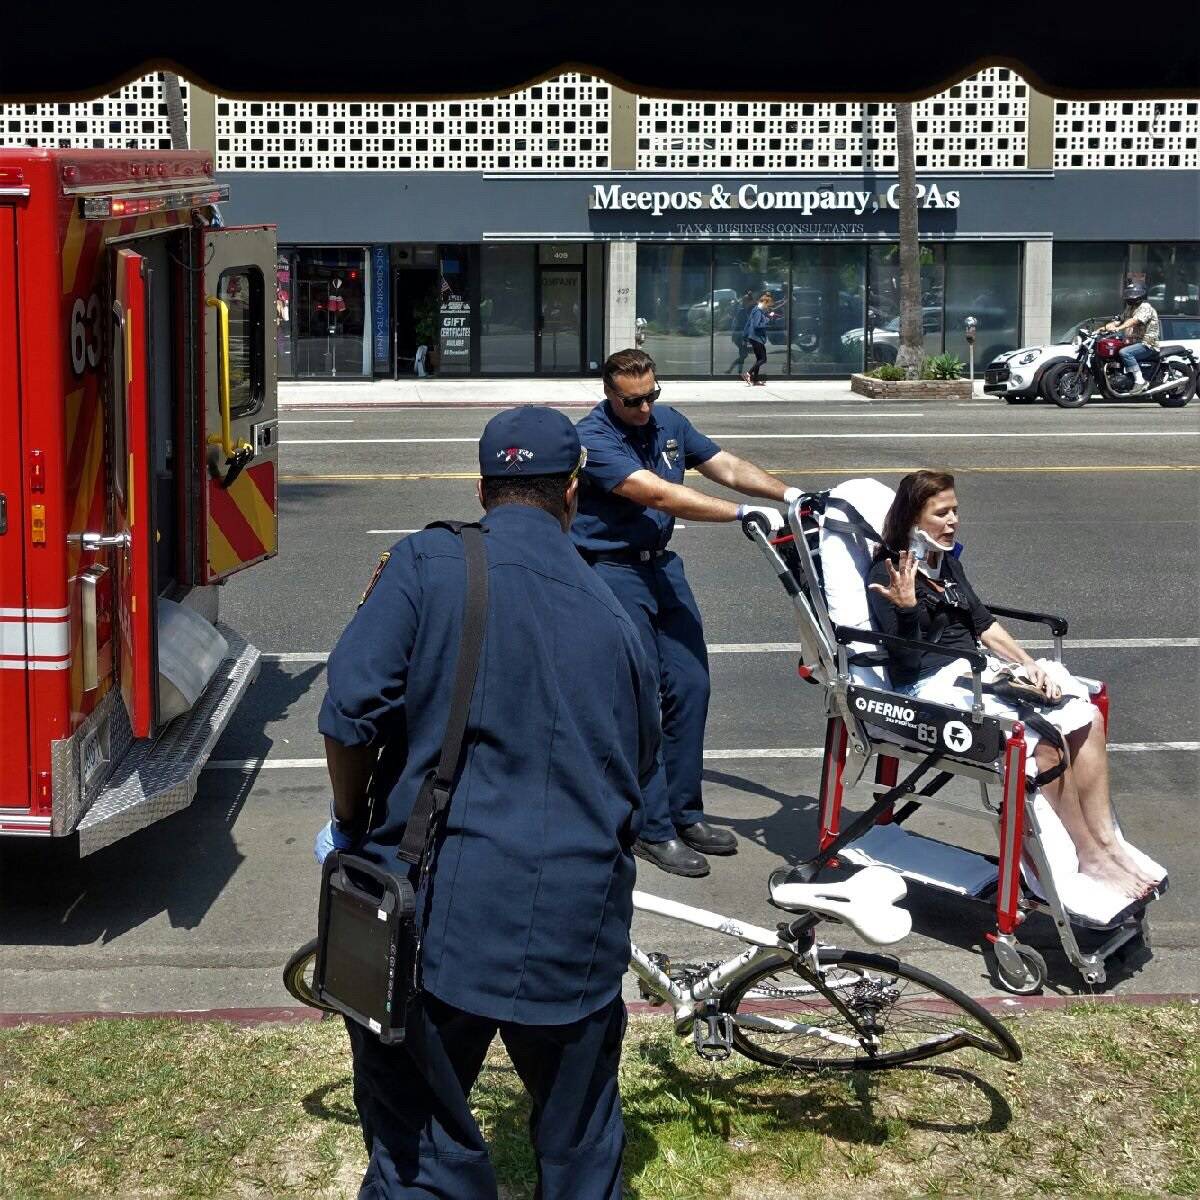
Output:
(893, 101), (923, 377)
(163, 72), (188, 150)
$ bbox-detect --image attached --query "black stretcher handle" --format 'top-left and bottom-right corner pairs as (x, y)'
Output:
(834, 624), (987, 673)
(986, 604), (1069, 638)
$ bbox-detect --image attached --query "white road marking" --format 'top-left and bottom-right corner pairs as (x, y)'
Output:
(279, 419), (355, 424)
(712, 411), (926, 419)
(281, 431), (1200, 446)
(367, 529), (420, 535)
(204, 740), (1200, 772)
(262, 637), (1199, 666)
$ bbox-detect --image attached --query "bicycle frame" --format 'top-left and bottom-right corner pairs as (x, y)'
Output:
(630, 891), (866, 1051)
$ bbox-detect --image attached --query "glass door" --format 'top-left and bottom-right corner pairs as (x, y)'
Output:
(538, 268), (583, 374)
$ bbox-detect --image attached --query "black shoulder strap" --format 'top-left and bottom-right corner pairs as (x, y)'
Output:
(397, 522), (489, 867)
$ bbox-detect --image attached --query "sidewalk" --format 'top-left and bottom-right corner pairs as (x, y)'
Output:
(280, 377), (989, 409)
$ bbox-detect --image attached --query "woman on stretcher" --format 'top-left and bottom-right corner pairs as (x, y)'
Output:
(866, 470), (1164, 906)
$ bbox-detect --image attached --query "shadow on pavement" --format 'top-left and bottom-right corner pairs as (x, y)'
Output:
(0, 659), (323, 947)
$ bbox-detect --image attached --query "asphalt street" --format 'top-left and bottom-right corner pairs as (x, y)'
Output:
(2, 391), (1198, 1013)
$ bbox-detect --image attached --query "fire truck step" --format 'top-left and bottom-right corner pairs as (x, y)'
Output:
(76, 627), (261, 855)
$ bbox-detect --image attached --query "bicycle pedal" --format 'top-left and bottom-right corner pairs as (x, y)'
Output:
(693, 1011), (734, 1061)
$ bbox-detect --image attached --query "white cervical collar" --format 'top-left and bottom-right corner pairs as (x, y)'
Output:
(908, 528), (954, 579)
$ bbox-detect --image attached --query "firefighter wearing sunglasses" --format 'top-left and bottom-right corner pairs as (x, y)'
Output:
(572, 348), (800, 877)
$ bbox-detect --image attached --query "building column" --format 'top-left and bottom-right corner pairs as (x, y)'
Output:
(608, 86), (638, 171)
(1022, 239), (1053, 346)
(188, 84), (218, 161)
(604, 242), (637, 356)
(1025, 87), (1055, 170)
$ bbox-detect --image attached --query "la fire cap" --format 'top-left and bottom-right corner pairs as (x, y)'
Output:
(479, 407), (585, 478)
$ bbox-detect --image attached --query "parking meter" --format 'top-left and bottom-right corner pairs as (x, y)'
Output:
(964, 315), (978, 382)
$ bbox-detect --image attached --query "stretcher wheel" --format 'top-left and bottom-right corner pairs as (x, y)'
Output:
(991, 943), (1047, 995)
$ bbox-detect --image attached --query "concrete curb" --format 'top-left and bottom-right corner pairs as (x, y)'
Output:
(2, 991), (1196, 1027)
(278, 379), (991, 409)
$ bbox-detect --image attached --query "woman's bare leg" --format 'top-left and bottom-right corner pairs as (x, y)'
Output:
(1067, 716), (1159, 890)
(1033, 741), (1145, 898)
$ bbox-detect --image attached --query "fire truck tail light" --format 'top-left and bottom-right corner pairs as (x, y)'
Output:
(80, 184), (229, 220)
(30, 449), (45, 492)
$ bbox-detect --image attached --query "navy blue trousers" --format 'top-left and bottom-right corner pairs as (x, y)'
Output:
(344, 993), (626, 1199)
(594, 553), (709, 842)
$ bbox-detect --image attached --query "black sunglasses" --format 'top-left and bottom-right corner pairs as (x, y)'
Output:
(614, 386), (661, 409)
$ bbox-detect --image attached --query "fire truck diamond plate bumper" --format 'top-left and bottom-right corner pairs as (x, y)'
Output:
(76, 628), (261, 855)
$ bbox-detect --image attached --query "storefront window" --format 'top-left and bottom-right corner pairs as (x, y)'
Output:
(480, 244), (536, 373)
(867, 245), (945, 367)
(291, 248), (369, 378)
(438, 246), (472, 376)
(636, 244), (712, 377)
(275, 254), (293, 378)
(712, 245), (791, 376)
(1051, 243), (1126, 339)
(1130, 242), (1200, 316)
(790, 245), (866, 375)
(945, 243), (1021, 364)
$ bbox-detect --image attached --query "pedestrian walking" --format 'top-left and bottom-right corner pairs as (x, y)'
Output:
(742, 292), (775, 385)
(316, 406), (659, 1199)
(573, 348), (802, 877)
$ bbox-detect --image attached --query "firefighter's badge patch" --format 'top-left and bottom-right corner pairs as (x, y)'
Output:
(497, 446), (534, 471)
(359, 552), (391, 607)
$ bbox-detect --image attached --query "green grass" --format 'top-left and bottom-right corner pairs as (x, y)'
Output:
(0, 1003), (1196, 1198)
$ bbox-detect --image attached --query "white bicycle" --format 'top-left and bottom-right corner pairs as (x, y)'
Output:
(285, 866), (1020, 1070)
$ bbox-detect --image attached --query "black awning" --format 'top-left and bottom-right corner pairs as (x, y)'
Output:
(4, 2), (1198, 101)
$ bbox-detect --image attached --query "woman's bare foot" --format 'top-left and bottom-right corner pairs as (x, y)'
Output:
(1077, 853), (1147, 901)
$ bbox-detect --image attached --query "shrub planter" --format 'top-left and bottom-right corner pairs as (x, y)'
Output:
(850, 373), (973, 400)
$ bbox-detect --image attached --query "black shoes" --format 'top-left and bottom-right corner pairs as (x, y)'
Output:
(634, 824), (738, 877)
(678, 821), (738, 856)
(634, 838), (710, 878)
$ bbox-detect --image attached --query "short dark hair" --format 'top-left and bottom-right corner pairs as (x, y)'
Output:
(877, 470), (957, 559)
(603, 348), (656, 389)
(481, 472), (574, 518)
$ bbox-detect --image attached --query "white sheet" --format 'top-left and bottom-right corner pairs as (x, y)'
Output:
(819, 478), (895, 687)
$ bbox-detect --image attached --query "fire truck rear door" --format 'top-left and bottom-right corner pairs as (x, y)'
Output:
(112, 249), (156, 738)
(0, 202), (32, 815)
(200, 226), (278, 583)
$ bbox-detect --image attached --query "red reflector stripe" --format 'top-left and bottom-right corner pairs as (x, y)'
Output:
(208, 478), (267, 562)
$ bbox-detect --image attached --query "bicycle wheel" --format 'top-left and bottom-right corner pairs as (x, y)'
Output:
(282, 938), (339, 1012)
(724, 948), (1020, 1070)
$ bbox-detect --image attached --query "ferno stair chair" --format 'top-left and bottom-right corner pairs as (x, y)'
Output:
(744, 478), (1161, 994)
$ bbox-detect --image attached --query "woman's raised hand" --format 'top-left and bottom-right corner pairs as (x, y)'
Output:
(868, 551), (919, 609)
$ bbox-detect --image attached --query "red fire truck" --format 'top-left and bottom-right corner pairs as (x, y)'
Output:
(0, 149), (277, 852)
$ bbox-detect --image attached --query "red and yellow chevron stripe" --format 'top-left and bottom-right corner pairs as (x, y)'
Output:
(207, 461), (277, 579)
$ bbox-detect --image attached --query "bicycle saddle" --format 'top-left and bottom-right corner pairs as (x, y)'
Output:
(770, 866), (912, 945)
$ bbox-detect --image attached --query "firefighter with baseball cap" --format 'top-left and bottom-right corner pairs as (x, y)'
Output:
(316, 405), (658, 1199)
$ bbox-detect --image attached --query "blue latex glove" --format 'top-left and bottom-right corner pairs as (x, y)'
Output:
(314, 819), (359, 865)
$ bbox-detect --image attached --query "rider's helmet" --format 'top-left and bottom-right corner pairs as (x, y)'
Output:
(1122, 281), (1148, 306)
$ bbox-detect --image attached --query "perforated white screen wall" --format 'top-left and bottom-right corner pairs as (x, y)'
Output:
(0, 74), (189, 149)
(214, 74), (610, 171)
(635, 69), (1029, 171)
(1054, 100), (1200, 168)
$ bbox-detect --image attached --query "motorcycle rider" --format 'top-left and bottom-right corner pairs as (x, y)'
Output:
(1103, 281), (1160, 394)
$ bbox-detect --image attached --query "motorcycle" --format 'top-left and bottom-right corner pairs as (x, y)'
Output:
(1042, 326), (1197, 409)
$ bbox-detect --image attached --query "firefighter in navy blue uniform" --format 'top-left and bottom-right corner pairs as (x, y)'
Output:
(316, 406), (659, 1200)
(572, 348), (801, 877)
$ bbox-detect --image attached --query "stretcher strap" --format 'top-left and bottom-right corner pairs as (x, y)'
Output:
(810, 750), (946, 871)
(822, 496), (886, 547)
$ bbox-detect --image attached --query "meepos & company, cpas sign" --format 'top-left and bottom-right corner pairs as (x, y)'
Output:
(589, 181), (961, 218)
